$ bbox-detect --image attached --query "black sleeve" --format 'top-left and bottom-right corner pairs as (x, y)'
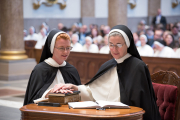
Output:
(60, 63), (81, 85)
(128, 62), (161, 120)
(23, 68), (45, 105)
(23, 64), (56, 105)
(152, 17), (156, 25)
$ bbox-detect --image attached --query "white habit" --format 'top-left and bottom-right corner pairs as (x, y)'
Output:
(71, 43), (83, 52)
(154, 46), (176, 58)
(78, 53), (131, 102)
(82, 44), (99, 53)
(137, 44), (154, 57)
(99, 45), (110, 54)
(34, 58), (66, 103)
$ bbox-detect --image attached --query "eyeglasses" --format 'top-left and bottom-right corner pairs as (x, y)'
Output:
(109, 43), (125, 49)
(55, 46), (73, 51)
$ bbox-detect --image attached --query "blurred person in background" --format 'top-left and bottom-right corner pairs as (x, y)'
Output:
(24, 29), (28, 40)
(136, 20), (146, 36)
(153, 41), (175, 58)
(35, 28), (47, 49)
(58, 23), (64, 30)
(86, 24), (94, 36)
(171, 25), (180, 45)
(133, 32), (141, 47)
(153, 29), (166, 45)
(162, 31), (170, 41)
(78, 25), (88, 45)
(71, 34), (82, 52)
(152, 8), (167, 30)
(99, 34), (110, 54)
(164, 34), (175, 49)
(175, 47), (180, 58)
(100, 25), (105, 37)
(25, 26), (39, 41)
(145, 28), (154, 47)
(82, 36), (99, 53)
(103, 26), (111, 36)
(137, 35), (154, 57)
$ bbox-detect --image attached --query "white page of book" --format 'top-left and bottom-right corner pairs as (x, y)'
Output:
(68, 101), (100, 108)
(96, 100), (129, 108)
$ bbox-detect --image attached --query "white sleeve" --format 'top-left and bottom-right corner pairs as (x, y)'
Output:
(33, 88), (52, 103)
(78, 85), (95, 101)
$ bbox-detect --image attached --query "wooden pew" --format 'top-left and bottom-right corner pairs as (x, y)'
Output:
(67, 52), (180, 84)
(25, 49), (180, 84)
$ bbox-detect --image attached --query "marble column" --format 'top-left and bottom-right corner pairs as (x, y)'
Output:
(148, 0), (161, 25)
(0, 0), (36, 80)
(108, 0), (128, 28)
(0, 0), (27, 60)
(81, 0), (95, 26)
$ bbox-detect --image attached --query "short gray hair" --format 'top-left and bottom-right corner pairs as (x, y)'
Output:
(108, 31), (123, 39)
(72, 34), (79, 40)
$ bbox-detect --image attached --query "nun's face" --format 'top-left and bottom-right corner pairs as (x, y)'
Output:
(52, 38), (71, 64)
(109, 36), (128, 59)
(140, 37), (146, 46)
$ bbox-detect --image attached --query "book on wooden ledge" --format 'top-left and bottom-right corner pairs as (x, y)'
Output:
(68, 100), (130, 109)
(48, 91), (81, 105)
(48, 91), (80, 96)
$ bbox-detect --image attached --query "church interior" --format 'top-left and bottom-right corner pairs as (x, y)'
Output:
(0, 0), (180, 120)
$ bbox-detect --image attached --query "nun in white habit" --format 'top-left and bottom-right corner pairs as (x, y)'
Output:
(137, 34), (154, 56)
(82, 36), (99, 53)
(71, 34), (83, 52)
(23, 30), (81, 105)
(153, 41), (176, 58)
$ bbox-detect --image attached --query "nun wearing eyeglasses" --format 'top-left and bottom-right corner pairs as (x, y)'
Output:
(23, 30), (81, 105)
(54, 25), (161, 120)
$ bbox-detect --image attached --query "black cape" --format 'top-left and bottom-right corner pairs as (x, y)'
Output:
(24, 30), (81, 105)
(86, 57), (160, 120)
(85, 25), (160, 120)
(24, 62), (81, 105)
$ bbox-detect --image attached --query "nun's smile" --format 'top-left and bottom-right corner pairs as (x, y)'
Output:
(52, 38), (71, 64)
(109, 36), (128, 59)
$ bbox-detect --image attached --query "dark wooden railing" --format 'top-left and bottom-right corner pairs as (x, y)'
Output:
(25, 48), (180, 84)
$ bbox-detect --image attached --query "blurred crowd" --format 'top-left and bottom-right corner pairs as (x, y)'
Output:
(22, 9), (180, 58)
(23, 20), (180, 58)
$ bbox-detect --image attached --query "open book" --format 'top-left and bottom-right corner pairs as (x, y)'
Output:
(68, 100), (130, 109)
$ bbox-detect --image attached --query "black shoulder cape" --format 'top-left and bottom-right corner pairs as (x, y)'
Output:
(86, 56), (160, 120)
(24, 62), (81, 105)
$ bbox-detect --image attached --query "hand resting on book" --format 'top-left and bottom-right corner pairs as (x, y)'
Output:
(52, 83), (78, 93)
(45, 83), (76, 98)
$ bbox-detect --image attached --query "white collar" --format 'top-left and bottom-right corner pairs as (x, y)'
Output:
(115, 53), (131, 64)
(44, 58), (66, 67)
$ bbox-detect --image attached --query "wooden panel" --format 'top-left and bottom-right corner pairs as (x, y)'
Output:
(141, 57), (180, 77)
(66, 52), (112, 84)
(25, 48), (180, 84)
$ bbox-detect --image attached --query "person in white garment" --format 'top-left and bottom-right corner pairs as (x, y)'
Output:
(71, 34), (83, 52)
(137, 35), (154, 56)
(153, 41), (176, 58)
(50, 25), (161, 120)
(99, 34), (110, 54)
(82, 36), (99, 53)
(35, 28), (47, 49)
(25, 26), (39, 41)
(175, 48), (180, 58)
(23, 30), (81, 105)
